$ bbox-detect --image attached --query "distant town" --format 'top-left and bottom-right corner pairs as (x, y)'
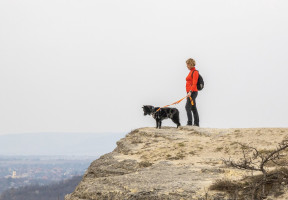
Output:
(0, 155), (96, 195)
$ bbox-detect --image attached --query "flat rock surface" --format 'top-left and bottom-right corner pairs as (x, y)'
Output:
(65, 126), (288, 200)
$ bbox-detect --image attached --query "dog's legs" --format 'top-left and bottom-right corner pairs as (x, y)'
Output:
(171, 113), (181, 128)
(171, 118), (181, 128)
(159, 120), (162, 129)
(156, 119), (159, 129)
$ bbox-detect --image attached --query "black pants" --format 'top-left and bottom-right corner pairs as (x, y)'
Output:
(185, 91), (199, 126)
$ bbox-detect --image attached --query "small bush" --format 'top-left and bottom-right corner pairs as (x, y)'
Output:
(178, 143), (185, 147)
(138, 161), (153, 168)
(215, 147), (223, 152)
(166, 153), (185, 160)
(210, 179), (241, 194)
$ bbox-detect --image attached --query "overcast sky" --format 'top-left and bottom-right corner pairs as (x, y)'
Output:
(0, 0), (287, 135)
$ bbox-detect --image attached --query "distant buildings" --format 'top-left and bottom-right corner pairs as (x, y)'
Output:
(12, 171), (16, 178)
(5, 170), (18, 179)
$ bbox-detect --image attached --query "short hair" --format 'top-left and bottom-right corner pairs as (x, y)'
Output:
(186, 58), (196, 67)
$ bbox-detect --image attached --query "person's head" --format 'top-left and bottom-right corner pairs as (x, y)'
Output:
(186, 58), (196, 70)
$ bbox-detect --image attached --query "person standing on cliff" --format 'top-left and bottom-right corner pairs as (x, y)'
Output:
(185, 58), (200, 127)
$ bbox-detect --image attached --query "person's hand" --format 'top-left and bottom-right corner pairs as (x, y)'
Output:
(187, 91), (191, 97)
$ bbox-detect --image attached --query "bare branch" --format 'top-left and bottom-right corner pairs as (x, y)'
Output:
(221, 139), (288, 198)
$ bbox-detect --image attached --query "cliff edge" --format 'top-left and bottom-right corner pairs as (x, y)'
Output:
(65, 126), (288, 200)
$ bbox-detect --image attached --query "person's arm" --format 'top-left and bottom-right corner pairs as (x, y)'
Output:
(188, 70), (199, 97)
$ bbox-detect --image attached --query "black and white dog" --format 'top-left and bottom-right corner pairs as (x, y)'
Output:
(142, 105), (181, 129)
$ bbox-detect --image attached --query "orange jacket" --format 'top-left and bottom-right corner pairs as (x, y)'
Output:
(186, 67), (199, 93)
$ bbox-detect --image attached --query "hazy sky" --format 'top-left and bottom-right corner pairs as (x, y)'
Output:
(0, 0), (288, 135)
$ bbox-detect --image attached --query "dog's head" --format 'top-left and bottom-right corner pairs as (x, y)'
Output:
(142, 105), (154, 116)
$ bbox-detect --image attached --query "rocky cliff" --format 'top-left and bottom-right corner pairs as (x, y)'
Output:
(65, 126), (288, 200)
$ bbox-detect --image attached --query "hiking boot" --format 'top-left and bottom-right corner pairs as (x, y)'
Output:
(186, 121), (192, 126)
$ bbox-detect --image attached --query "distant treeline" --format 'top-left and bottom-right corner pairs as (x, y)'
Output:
(0, 177), (51, 194)
(0, 175), (82, 200)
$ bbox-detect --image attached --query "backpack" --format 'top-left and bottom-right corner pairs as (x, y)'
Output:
(192, 70), (204, 91)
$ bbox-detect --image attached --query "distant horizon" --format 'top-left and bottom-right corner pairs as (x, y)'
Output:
(0, 132), (126, 156)
(0, 131), (126, 136)
(0, 154), (97, 160)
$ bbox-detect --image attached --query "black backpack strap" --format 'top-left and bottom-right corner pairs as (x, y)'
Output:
(191, 70), (198, 79)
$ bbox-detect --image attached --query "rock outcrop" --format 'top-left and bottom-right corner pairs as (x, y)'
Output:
(65, 126), (288, 200)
